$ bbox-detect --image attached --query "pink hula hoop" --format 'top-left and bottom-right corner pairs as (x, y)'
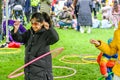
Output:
(8, 47), (64, 79)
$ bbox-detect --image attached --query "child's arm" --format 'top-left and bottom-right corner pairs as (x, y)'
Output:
(46, 27), (59, 45)
(90, 39), (101, 46)
(90, 37), (117, 56)
(11, 21), (29, 43)
(43, 21), (59, 45)
(11, 30), (29, 44)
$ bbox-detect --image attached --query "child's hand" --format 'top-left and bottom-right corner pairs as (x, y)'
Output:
(90, 39), (100, 46)
(103, 73), (108, 78)
(43, 21), (49, 30)
(13, 21), (20, 33)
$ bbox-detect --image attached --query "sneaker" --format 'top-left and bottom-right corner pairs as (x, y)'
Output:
(87, 27), (91, 34)
(80, 27), (84, 33)
(0, 43), (8, 48)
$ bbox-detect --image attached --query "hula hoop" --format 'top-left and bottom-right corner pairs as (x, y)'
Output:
(98, 72), (113, 80)
(0, 48), (21, 54)
(53, 66), (77, 79)
(8, 47), (64, 79)
(82, 55), (97, 64)
(59, 54), (88, 64)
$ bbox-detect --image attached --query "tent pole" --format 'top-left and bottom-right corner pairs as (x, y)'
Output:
(5, 0), (9, 43)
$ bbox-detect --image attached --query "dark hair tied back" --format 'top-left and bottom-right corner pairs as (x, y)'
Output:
(41, 12), (52, 27)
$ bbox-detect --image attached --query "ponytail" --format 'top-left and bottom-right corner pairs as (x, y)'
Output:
(41, 12), (52, 27)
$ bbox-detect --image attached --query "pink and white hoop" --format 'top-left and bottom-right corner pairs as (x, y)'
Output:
(8, 47), (64, 79)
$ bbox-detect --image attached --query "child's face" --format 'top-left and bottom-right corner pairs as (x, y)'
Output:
(31, 18), (44, 32)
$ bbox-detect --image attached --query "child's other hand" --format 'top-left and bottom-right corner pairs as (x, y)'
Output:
(90, 39), (100, 46)
(43, 21), (49, 30)
(103, 73), (108, 78)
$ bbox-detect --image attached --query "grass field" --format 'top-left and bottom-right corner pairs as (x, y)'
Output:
(0, 26), (115, 80)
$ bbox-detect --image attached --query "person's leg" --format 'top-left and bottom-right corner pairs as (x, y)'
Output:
(58, 21), (65, 28)
(93, 8), (96, 17)
(86, 26), (92, 33)
(25, 11), (31, 23)
(80, 26), (85, 33)
(77, 17), (80, 31)
(105, 68), (113, 80)
(77, 21), (80, 31)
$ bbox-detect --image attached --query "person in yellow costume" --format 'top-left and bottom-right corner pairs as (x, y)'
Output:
(90, 21), (120, 80)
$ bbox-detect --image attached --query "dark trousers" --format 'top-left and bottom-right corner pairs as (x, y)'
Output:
(105, 67), (113, 80)
(25, 11), (31, 23)
(92, 8), (96, 17)
(32, 6), (38, 14)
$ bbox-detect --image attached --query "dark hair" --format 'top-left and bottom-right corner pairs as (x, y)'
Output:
(31, 12), (44, 23)
(103, 16), (106, 19)
(41, 12), (52, 27)
(31, 12), (52, 27)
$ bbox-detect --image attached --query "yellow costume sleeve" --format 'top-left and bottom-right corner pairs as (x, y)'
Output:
(97, 30), (118, 56)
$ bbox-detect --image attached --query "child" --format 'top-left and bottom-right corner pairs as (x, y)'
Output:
(11, 12), (59, 80)
(101, 16), (112, 29)
(97, 38), (118, 80)
(90, 22), (120, 80)
(58, 6), (73, 28)
(92, 16), (100, 28)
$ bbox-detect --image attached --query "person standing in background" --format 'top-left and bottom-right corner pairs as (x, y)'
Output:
(24, 0), (31, 23)
(92, 0), (97, 17)
(51, 0), (57, 12)
(31, 0), (40, 14)
(75, 0), (93, 33)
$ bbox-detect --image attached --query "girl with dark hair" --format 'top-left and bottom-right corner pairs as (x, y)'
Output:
(11, 12), (59, 80)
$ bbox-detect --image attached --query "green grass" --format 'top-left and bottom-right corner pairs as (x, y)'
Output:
(0, 27), (114, 80)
